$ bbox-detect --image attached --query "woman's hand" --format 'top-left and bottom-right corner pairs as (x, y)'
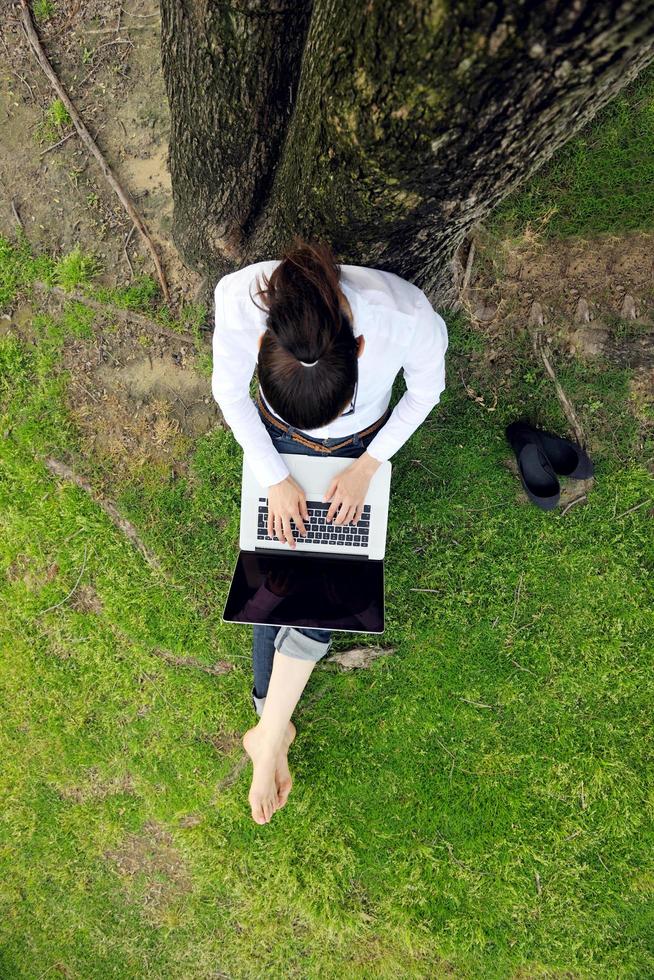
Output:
(267, 475), (308, 549)
(266, 567), (295, 596)
(323, 452), (382, 525)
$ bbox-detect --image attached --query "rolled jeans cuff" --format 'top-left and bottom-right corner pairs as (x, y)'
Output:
(274, 626), (332, 662)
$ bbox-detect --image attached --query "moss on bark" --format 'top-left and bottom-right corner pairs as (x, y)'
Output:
(160, 0), (654, 303)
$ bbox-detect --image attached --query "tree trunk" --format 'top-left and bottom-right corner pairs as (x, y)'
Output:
(160, 0), (654, 306)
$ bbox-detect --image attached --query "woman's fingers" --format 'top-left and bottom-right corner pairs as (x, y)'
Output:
(351, 505), (362, 524)
(334, 503), (356, 526)
(323, 480), (337, 504)
(273, 512), (283, 542)
(327, 498), (347, 524)
(326, 486), (345, 522)
(281, 513), (296, 548)
(293, 509), (307, 537)
(274, 512), (284, 543)
(271, 507), (305, 545)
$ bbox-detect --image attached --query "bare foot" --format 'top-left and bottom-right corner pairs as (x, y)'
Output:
(274, 721), (296, 811)
(243, 721), (296, 824)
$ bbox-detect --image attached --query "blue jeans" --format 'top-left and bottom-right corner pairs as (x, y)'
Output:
(251, 402), (381, 714)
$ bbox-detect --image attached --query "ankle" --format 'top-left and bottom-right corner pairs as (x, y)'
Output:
(247, 722), (284, 757)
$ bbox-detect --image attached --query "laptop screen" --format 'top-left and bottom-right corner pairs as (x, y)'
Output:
(222, 550), (384, 634)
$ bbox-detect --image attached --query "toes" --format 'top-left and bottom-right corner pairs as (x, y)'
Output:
(250, 804), (267, 825)
(277, 784), (291, 808)
(275, 772), (292, 808)
(262, 797), (275, 822)
(248, 791), (268, 825)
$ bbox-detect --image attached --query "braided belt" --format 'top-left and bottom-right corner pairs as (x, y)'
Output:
(256, 389), (390, 454)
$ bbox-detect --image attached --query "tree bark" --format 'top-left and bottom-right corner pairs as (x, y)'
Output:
(160, 0), (654, 306)
(160, 0), (312, 268)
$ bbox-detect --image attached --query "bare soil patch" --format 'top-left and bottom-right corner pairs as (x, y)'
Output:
(56, 767), (136, 803)
(104, 819), (193, 923)
(6, 553), (60, 591)
(468, 229), (654, 369)
(61, 316), (221, 478)
(69, 582), (104, 614)
(0, 0), (200, 302)
(1, 2), (224, 475)
(207, 731), (242, 755)
(464, 229), (654, 472)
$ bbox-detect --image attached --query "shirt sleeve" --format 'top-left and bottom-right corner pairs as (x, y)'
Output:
(364, 294), (448, 463)
(211, 277), (290, 488)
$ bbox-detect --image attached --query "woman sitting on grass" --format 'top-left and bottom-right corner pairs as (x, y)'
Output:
(212, 238), (448, 824)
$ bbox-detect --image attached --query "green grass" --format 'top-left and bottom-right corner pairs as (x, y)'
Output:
(46, 97), (71, 131)
(0, 232), (207, 346)
(489, 64), (654, 240)
(32, 0), (55, 23)
(52, 243), (101, 291)
(2, 57), (654, 974)
(0, 234), (54, 307)
(36, 97), (73, 146)
(1, 234), (653, 977)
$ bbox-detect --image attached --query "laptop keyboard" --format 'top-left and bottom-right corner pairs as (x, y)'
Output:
(257, 498), (370, 548)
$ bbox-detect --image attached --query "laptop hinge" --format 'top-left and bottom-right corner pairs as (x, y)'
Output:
(253, 546), (371, 561)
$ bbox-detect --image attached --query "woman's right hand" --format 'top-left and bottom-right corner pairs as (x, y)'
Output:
(267, 476), (308, 549)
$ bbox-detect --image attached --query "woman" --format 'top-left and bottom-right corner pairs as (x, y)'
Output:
(212, 238), (448, 825)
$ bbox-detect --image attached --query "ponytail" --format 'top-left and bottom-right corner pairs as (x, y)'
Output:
(253, 236), (359, 430)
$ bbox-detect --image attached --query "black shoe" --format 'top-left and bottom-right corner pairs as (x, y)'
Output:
(531, 427), (594, 480)
(505, 421), (560, 511)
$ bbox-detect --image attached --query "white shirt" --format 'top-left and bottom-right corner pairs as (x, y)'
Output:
(212, 261), (448, 488)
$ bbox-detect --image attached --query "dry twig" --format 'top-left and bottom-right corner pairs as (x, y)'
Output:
(410, 458), (440, 480)
(123, 224), (136, 278)
(10, 67), (36, 100)
(560, 494), (587, 517)
(39, 129), (76, 157)
(529, 317), (585, 446)
(616, 499), (652, 520)
(11, 199), (24, 231)
(37, 542), (89, 616)
(511, 659), (537, 676)
(511, 570), (524, 626)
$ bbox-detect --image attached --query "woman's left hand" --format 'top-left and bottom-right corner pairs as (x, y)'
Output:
(323, 452), (382, 525)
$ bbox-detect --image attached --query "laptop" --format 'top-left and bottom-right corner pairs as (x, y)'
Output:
(222, 453), (392, 633)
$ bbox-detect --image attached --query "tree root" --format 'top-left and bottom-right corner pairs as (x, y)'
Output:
(151, 647), (233, 676)
(18, 0), (172, 307)
(41, 456), (163, 573)
(31, 280), (206, 347)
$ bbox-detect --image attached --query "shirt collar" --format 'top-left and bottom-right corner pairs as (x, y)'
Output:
(340, 278), (366, 341)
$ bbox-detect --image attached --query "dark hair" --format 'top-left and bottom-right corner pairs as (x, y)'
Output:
(251, 236), (359, 429)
